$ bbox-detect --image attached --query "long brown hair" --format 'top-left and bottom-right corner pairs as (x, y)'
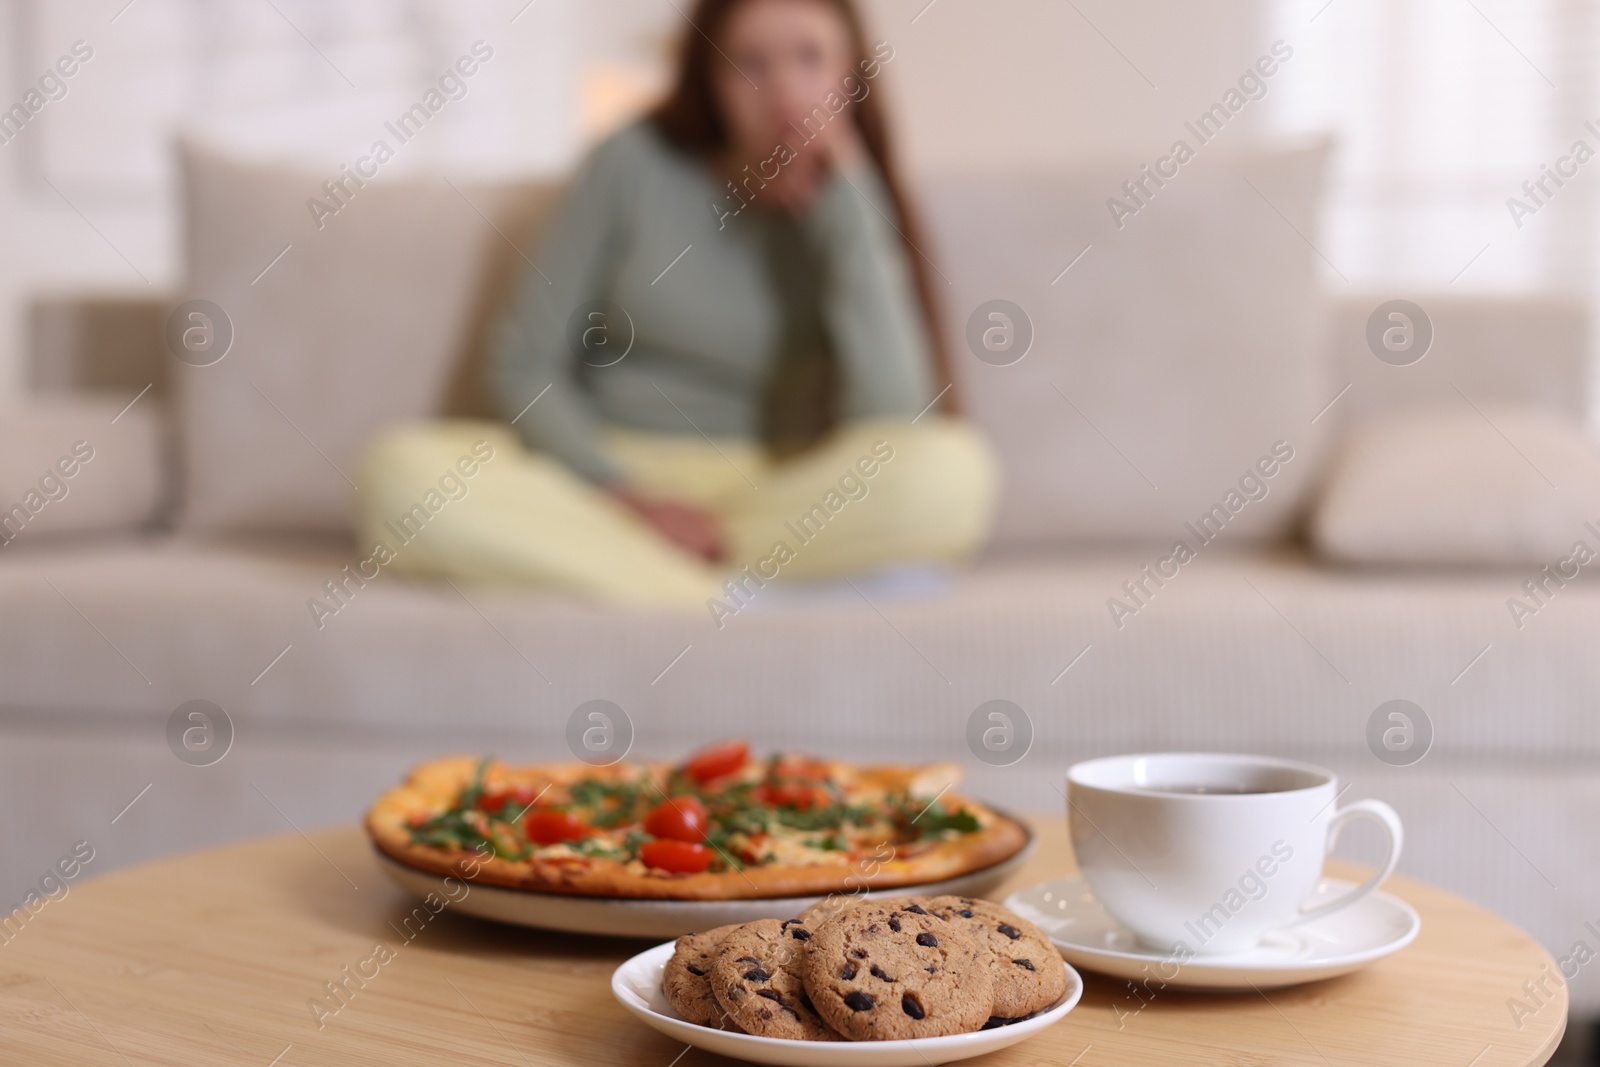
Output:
(650, 0), (957, 430)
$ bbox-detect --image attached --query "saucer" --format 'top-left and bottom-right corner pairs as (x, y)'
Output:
(611, 940), (1083, 1066)
(1005, 875), (1420, 990)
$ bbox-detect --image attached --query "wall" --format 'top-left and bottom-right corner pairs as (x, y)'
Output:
(865, 0), (1271, 170)
(570, 0), (1274, 166)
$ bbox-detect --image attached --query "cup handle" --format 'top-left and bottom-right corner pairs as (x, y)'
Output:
(1290, 799), (1404, 926)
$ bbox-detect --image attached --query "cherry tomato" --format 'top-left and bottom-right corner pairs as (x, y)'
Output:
(509, 784), (542, 811)
(524, 808), (590, 845)
(640, 839), (713, 874)
(643, 796), (709, 842)
(772, 755), (830, 780)
(683, 739), (750, 784)
(475, 790), (509, 814)
(756, 782), (824, 810)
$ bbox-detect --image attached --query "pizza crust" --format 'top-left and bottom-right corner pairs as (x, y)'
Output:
(364, 755), (1030, 900)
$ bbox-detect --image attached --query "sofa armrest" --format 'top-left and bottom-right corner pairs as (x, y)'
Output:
(0, 396), (169, 546)
(1324, 291), (1591, 429)
(27, 296), (170, 395)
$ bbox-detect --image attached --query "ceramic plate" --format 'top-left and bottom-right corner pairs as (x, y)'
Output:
(374, 825), (1034, 939)
(1006, 874), (1420, 990)
(610, 940), (1082, 1067)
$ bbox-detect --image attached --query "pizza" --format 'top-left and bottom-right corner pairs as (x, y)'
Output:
(364, 740), (1030, 899)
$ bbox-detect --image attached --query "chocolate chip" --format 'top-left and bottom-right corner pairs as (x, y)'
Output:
(869, 964), (896, 982)
(840, 961), (858, 980)
(742, 966), (772, 982)
(904, 903), (927, 914)
(736, 955), (760, 964)
(850, 948), (868, 959)
(888, 915), (902, 932)
(997, 923), (1021, 940)
(924, 964), (937, 973)
(1012, 958), (1036, 971)
(866, 922), (880, 933)
(915, 932), (938, 948)
(844, 991), (875, 1012)
(757, 989), (800, 1020)
(958, 908), (974, 918)
(789, 927), (811, 940)
(686, 963), (705, 976)
(901, 993), (925, 1019)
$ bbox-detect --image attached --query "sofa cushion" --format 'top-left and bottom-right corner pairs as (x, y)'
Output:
(924, 142), (1332, 549)
(4, 536), (1597, 761)
(1311, 405), (1600, 567)
(0, 397), (166, 544)
(176, 142), (561, 534)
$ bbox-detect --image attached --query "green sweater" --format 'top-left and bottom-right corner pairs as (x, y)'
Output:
(491, 120), (935, 484)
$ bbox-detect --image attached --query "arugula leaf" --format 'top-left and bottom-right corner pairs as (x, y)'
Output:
(568, 777), (647, 828)
(803, 835), (848, 851)
(458, 757), (491, 811)
(408, 809), (494, 852)
(698, 826), (747, 871)
(908, 799), (981, 836)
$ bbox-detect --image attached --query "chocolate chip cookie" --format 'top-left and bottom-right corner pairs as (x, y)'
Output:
(798, 894), (861, 926)
(799, 894), (931, 927)
(708, 919), (839, 1041)
(662, 924), (744, 1030)
(802, 900), (993, 1039)
(924, 896), (1066, 1018)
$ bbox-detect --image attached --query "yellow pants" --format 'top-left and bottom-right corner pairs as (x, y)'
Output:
(354, 418), (998, 607)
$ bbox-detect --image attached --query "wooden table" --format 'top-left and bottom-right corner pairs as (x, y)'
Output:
(0, 819), (1566, 1066)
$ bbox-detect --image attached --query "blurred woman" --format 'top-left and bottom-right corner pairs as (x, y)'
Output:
(359, 0), (995, 606)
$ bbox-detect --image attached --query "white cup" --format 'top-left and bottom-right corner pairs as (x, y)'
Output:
(1066, 753), (1402, 955)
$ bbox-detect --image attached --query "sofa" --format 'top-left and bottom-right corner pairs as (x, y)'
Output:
(5, 136), (1600, 1022)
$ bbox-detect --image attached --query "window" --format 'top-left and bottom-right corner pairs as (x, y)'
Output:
(12, 0), (578, 203)
(1263, 0), (1599, 292)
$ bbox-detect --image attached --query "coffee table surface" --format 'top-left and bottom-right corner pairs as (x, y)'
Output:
(0, 819), (1564, 1066)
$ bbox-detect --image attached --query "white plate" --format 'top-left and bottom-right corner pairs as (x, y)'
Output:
(611, 940), (1082, 1067)
(1005, 875), (1420, 990)
(374, 830), (1035, 939)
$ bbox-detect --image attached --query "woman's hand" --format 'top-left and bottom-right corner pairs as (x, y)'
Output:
(760, 117), (868, 215)
(812, 114), (867, 174)
(762, 146), (829, 214)
(607, 486), (727, 564)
